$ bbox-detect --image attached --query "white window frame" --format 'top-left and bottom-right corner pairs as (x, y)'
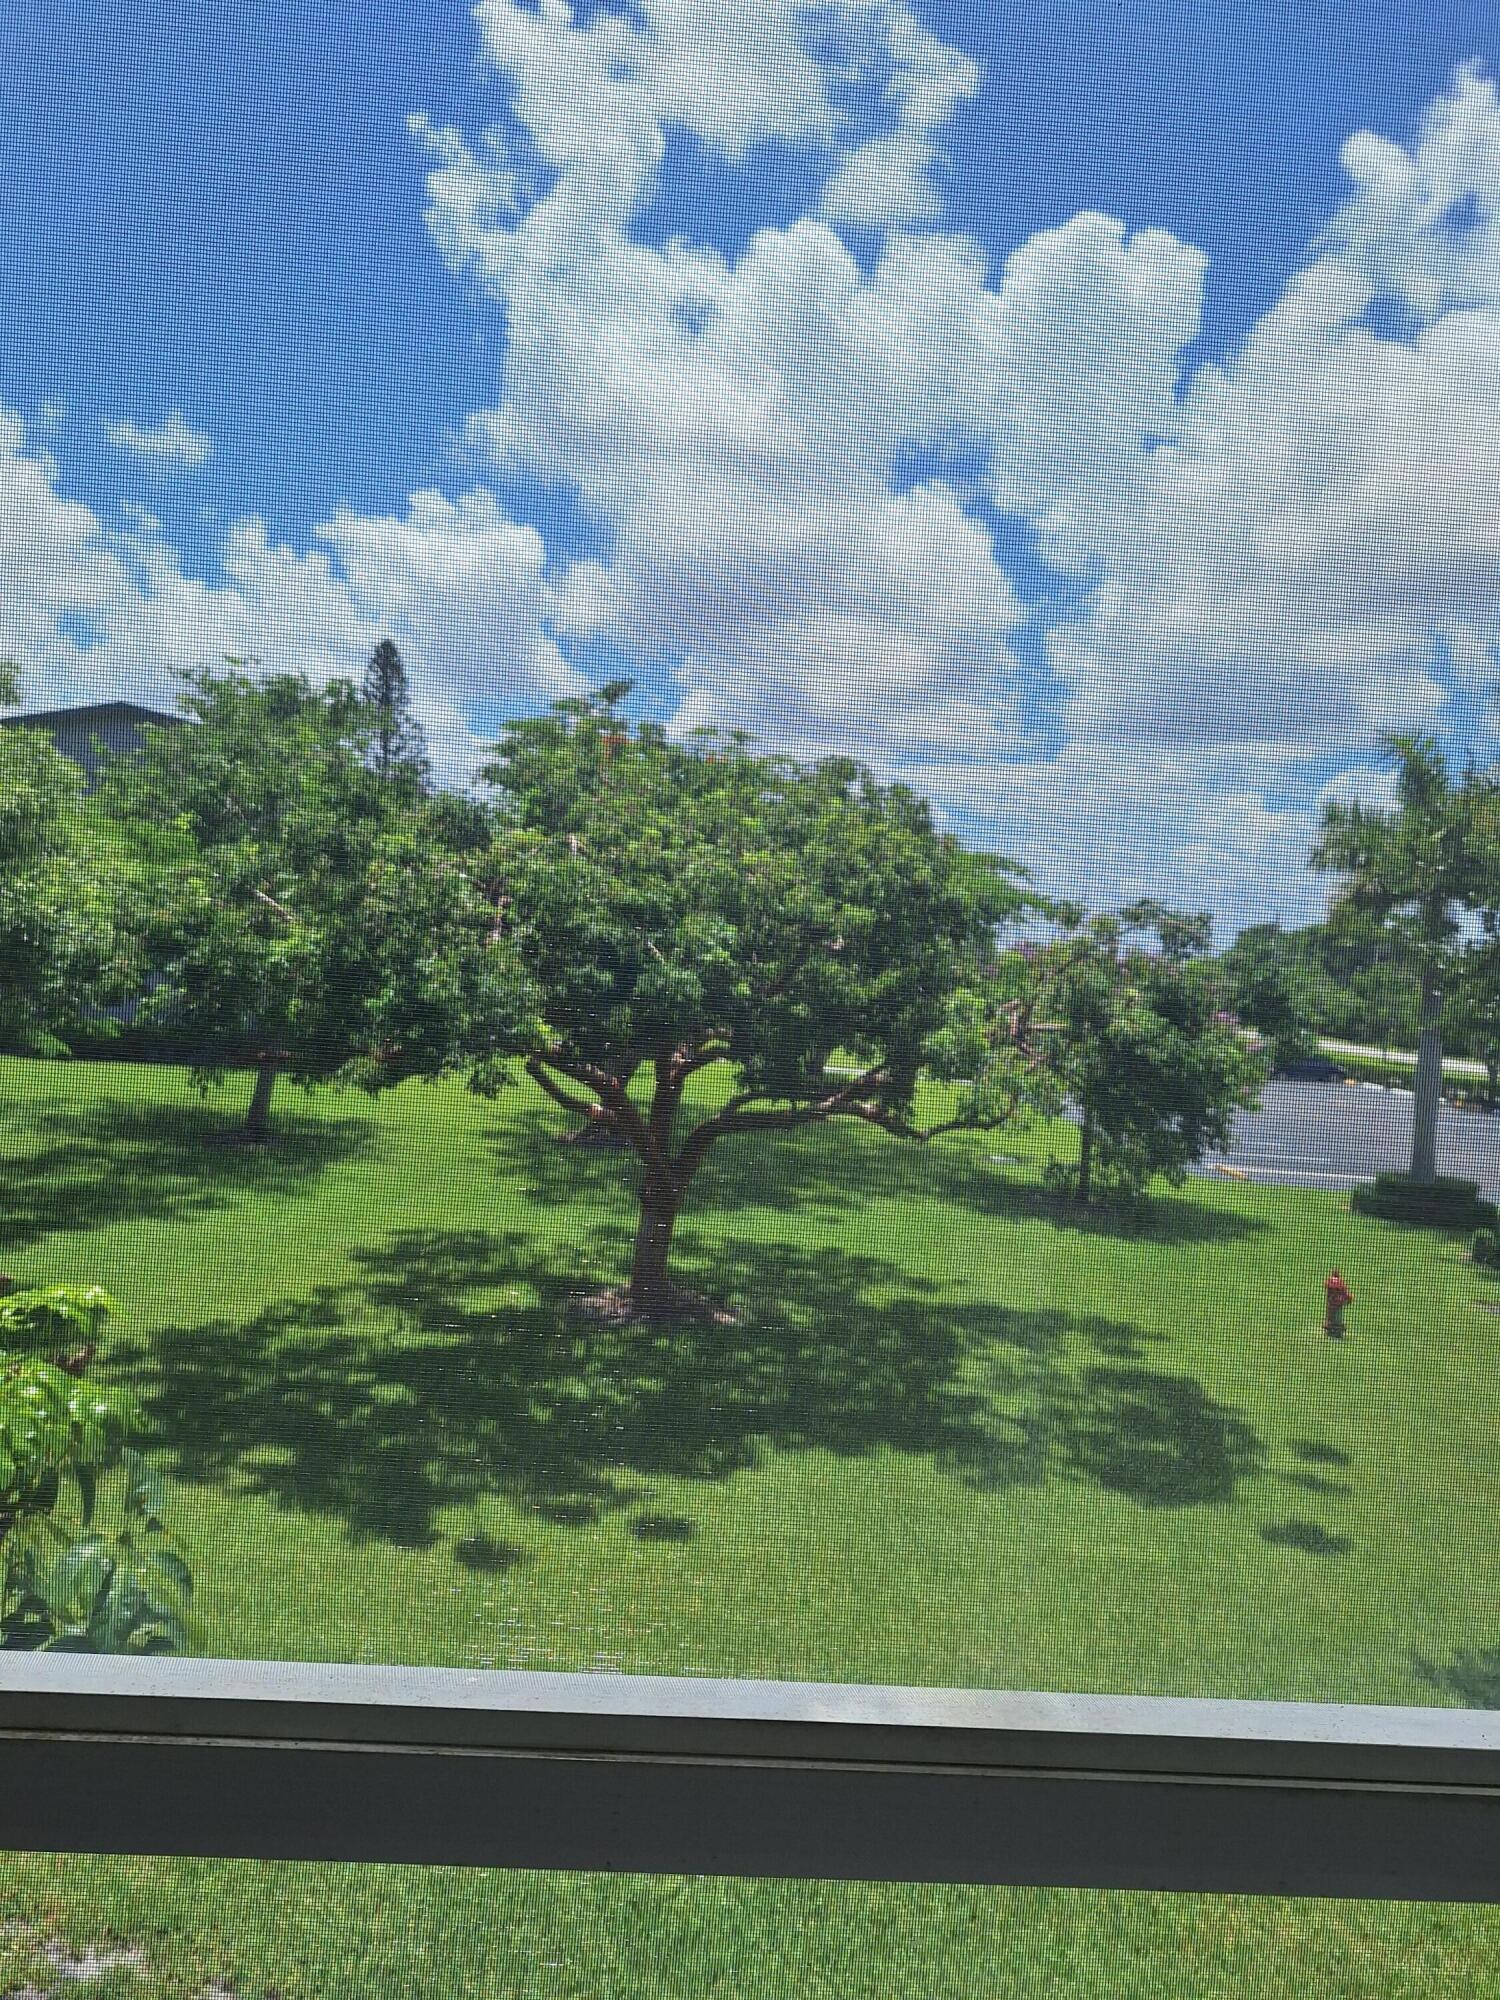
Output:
(1, 1656), (1496, 1899)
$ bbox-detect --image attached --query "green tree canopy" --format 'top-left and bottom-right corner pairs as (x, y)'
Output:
(1313, 734), (1489, 1183)
(1219, 923), (1319, 1071)
(103, 665), (519, 1139)
(480, 686), (1040, 1314)
(1448, 940), (1500, 1108)
(1452, 781), (1500, 1106)
(1217, 918), (1420, 1055)
(1027, 901), (1264, 1204)
(0, 665), (123, 1056)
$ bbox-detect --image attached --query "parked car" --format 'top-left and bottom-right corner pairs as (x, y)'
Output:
(1276, 1056), (1344, 1083)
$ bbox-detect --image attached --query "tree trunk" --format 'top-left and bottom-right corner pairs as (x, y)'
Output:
(1487, 1055), (1499, 1115)
(1077, 1110), (1094, 1205)
(243, 1055), (279, 1143)
(558, 1119), (628, 1149)
(1410, 974), (1443, 1185)
(629, 1178), (681, 1313)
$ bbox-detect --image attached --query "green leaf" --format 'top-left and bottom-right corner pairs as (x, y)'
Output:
(122, 1449), (170, 1528)
(146, 1548), (193, 1604)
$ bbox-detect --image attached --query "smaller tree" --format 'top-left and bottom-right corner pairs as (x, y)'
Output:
(1319, 912), (1419, 1058)
(1031, 902), (1264, 1205)
(1221, 927), (1317, 1071)
(103, 666), (516, 1141)
(362, 639), (430, 792)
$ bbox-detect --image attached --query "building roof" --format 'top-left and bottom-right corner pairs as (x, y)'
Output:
(0, 699), (183, 729)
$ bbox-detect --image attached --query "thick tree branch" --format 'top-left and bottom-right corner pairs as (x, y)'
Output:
(536, 1045), (617, 1101)
(647, 1051), (683, 1155)
(531, 1049), (664, 1167)
(607, 1088), (658, 1167)
(252, 887), (300, 927)
(671, 1041), (733, 1084)
(848, 1087), (1028, 1145)
(525, 1058), (603, 1124)
(673, 1065), (888, 1179)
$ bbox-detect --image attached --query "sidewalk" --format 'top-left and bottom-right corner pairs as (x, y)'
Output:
(1318, 1037), (1488, 1082)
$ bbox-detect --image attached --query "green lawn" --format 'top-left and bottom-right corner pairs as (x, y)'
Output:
(1, 1053), (1498, 1995)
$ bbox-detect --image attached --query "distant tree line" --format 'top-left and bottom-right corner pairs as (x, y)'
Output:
(1224, 911), (1500, 1096)
(10, 648), (1500, 1304)
(1220, 919), (1419, 1062)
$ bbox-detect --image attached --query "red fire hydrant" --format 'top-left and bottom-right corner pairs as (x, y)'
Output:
(1323, 1269), (1353, 1339)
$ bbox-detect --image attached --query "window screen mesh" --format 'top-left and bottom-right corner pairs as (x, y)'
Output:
(4, 0), (1499, 1986)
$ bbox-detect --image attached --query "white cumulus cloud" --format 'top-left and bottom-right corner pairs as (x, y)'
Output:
(102, 411), (214, 470)
(13, 9), (1500, 937)
(0, 413), (572, 787)
(1038, 112), (1500, 755)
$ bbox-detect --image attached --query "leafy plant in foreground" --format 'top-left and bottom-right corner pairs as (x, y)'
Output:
(0, 1283), (192, 1653)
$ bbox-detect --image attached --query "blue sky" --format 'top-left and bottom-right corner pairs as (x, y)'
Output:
(4, 2), (1500, 932)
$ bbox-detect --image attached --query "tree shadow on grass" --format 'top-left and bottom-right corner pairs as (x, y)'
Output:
(632, 1513), (696, 1543)
(498, 1101), (1266, 1249)
(123, 1222), (1269, 1549)
(453, 1533), (526, 1574)
(1290, 1439), (1351, 1467)
(943, 1351), (1266, 1507)
(0, 1096), (372, 1255)
(1280, 1471), (1352, 1498)
(886, 1162), (1270, 1247)
(1259, 1519), (1354, 1557)
(1414, 1649), (1500, 1708)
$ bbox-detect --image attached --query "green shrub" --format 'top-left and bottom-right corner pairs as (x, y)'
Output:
(1351, 1174), (1497, 1230)
(1472, 1228), (1500, 1270)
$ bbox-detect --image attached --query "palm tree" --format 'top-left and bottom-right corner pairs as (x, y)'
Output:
(1312, 735), (1485, 1184)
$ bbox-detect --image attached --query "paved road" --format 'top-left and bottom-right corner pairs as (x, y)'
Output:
(1197, 1078), (1500, 1197)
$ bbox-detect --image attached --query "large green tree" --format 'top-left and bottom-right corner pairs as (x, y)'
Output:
(1030, 902), (1264, 1204)
(1217, 917), (1420, 1055)
(104, 666), (519, 1141)
(480, 687), (1040, 1315)
(1313, 735), (1488, 1184)
(0, 666), (122, 1055)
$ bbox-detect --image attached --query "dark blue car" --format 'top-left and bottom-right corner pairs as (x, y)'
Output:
(1277, 1056), (1344, 1083)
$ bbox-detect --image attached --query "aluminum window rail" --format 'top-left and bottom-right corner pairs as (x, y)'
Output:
(1, 1655), (1497, 1901)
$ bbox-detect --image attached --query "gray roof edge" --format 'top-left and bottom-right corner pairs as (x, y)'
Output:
(0, 699), (183, 727)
